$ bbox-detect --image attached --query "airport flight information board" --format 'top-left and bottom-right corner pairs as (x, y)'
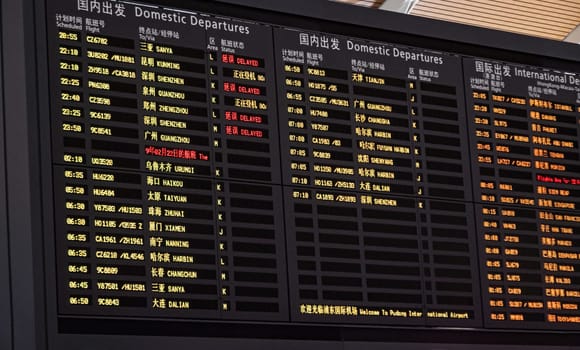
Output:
(47, 0), (580, 331)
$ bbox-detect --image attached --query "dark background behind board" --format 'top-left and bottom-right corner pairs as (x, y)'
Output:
(4, 0), (580, 349)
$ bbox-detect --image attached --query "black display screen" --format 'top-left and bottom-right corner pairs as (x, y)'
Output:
(46, 0), (580, 334)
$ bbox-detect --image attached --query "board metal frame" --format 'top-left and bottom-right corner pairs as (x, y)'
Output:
(3, 0), (580, 349)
